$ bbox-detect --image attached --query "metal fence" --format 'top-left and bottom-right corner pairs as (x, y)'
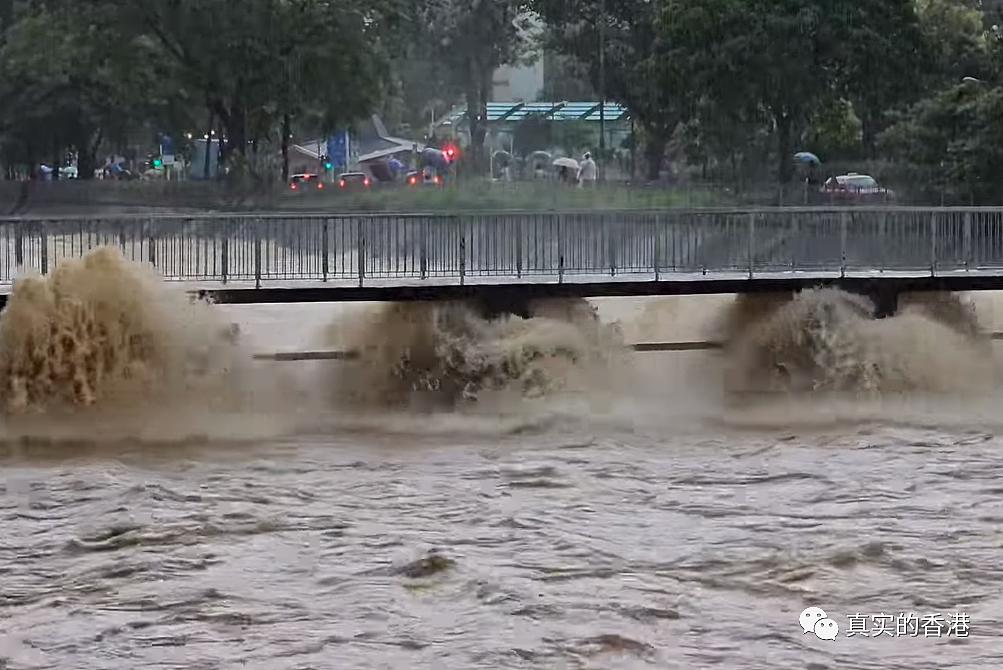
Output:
(2, 208), (1003, 286)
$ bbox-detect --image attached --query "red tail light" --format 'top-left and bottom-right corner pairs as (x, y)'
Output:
(317, 182), (323, 189)
(408, 176), (416, 184)
(290, 183), (296, 190)
(433, 175), (440, 184)
(339, 180), (345, 187)
(363, 178), (370, 186)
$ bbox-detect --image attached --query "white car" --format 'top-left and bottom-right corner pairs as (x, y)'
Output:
(822, 172), (893, 198)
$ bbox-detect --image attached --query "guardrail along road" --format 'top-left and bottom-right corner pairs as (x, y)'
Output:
(2, 208), (1003, 307)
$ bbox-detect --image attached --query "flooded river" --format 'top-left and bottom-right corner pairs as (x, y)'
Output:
(1, 249), (1002, 669)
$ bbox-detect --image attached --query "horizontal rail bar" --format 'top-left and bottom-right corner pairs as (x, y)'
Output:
(3, 206), (1003, 222)
(249, 334), (1003, 361)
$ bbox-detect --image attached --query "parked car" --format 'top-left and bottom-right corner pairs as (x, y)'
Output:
(821, 173), (894, 201)
(338, 172), (370, 190)
(289, 173), (323, 190)
(405, 168), (443, 186)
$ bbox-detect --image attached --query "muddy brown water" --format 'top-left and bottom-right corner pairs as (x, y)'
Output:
(3, 291), (1003, 670)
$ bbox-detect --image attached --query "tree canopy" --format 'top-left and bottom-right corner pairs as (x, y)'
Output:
(3, 0), (1003, 200)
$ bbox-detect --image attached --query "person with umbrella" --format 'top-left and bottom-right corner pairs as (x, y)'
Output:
(388, 156), (404, 181)
(553, 156), (580, 185)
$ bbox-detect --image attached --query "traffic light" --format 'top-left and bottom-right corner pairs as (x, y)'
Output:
(322, 155), (333, 170)
(152, 157), (162, 168)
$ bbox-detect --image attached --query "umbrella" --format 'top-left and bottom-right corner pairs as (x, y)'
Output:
(553, 157), (580, 170)
(529, 150), (552, 165)
(420, 147), (450, 170)
(492, 150), (513, 165)
(793, 151), (820, 165)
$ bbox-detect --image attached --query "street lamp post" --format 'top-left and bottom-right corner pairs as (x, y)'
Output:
(960, 76), (1001, 204)
(598, 0), (606, 182)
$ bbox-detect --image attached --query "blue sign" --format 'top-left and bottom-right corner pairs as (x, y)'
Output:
(159, 133), (176, 156)
(326, 131), (348, 169)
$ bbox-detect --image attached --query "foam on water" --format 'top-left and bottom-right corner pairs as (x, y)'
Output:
(5, 245), (1003, 444)
(0, 247), (299, 443)
(314, 297), (629, 422)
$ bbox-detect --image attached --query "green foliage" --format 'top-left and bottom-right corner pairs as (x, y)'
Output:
(3, 0), (1003, 202)
(880, 80), (1003, 201)
(0, 0), (393, 181)
(414, 0), (534, 170)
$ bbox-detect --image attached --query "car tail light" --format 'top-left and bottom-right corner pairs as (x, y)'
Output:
(363, 178), (370, 186)
(317, 182), (323, 189)
(408, 176), (416, 184)
(290, 183), (296, 190)
(339, 180), (345, 187)
(434, 175), (440, 183)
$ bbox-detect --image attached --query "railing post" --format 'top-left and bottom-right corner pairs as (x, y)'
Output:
(516, 216), (522, 278)
(221, 219), (229, 285)
(747, 211), (755, 279)
(40, 221), (48, 275)
(254, 218), (262, 289)
(557, 213), (564, 283)
(878, 211), (886, 271)
(840, 211), (848, 277)
(147, 217), (156, 266)
(930, 211), (937, 275)
(458, 215), (466, 285)
(14, 221), (23, 267)
(420, 216), (427, 280)
(608, 214), (616, 276)
(357, 217), (365, 287)
(322, 218), (329, 282)
(963, 211), (972, 269)
(653, 213), (661, 281)
(119, 223), (126, 253)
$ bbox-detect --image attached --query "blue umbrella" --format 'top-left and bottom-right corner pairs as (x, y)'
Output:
(794, 151), (821, 165)
(421, 147), (450, 170)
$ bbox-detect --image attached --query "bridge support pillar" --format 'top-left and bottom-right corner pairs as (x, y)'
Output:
(471, 291), (532, 320)
(866, 285), (899, 319)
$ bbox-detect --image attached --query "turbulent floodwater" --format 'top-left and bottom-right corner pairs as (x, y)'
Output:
(2, 249), (1003, 669)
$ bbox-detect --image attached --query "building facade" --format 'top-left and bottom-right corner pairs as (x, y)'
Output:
(491, 12), (545, 102)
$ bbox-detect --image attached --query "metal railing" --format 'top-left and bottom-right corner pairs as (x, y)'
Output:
(2, 207), (1003, 287)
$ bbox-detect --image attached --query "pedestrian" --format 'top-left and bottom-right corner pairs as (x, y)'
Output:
(579, 152), (597, 187)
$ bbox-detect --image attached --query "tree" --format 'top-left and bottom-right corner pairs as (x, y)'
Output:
(532, 0), (694, 179)
(835, 0), (926, 156)
(110, 0), (392, 179)
(418, 0), (534, 171)
(881, 80), (1003, 202)
(0, 0), (180, 178)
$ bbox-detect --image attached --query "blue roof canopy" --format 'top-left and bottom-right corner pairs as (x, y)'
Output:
(441, 101), (629, 125)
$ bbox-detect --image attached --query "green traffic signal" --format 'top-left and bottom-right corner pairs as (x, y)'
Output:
(152, 157), (162, 167)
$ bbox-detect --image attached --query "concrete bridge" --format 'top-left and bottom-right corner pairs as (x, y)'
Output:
(2, 207), (1003, 316)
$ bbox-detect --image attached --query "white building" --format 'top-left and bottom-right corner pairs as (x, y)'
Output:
(491, 13), (545, 102)
(492, 60), (545, 102)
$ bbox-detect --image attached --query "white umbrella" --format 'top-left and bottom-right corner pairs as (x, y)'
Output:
(553, 157), (579, 170)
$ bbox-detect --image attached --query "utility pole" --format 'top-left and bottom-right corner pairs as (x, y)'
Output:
(598, 0), (606, 182)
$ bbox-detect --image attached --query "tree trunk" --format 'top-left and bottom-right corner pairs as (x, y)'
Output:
(643, 125), (668, 181)
(203, 108), (214, 179)
(76, 129), (102, 180)
(51, 135), (60, 181)
(465, 88), (486, 174)
(860, 111), (879, 159)
(775, 112), (793, 184)
(281, 113), (290, 183)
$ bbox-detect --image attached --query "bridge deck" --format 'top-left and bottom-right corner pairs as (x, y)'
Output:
(1, 207), (1003, 300)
